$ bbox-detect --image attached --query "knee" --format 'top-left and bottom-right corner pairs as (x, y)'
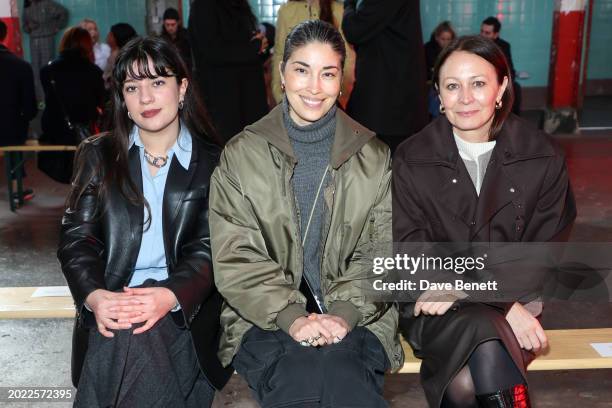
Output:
(442, 367), (477, 408)
(321, 349), (365, 381)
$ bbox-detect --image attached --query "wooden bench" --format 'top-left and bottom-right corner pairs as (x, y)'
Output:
(1, 286), (611, 371)
(0, 145), (76, 212)
(0, 286), (75, 319)
(400, 329), (612, 372)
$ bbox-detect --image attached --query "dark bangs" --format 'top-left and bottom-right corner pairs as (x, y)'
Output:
(112, 37), (182, 88)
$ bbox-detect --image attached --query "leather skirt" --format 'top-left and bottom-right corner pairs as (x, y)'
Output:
(401, 303), (536, 407)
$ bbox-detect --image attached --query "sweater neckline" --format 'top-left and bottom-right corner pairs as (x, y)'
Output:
(282, 97), (337, 144)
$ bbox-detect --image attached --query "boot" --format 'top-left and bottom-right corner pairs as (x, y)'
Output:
(476, 384), (531, 407)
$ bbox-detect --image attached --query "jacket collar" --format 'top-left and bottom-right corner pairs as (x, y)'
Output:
(126, 137), (200, 236)
(402, 114), (556, 239)
(401, 114), (555, 167)
(128, 122), (193, 170)
(243, 104), (375, 169)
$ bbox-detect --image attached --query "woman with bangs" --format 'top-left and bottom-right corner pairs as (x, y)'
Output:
(58, 36), (232, 407)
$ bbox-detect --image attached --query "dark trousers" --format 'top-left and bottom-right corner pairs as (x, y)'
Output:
(233, 326), (389, 408)
(74, 314), (215, 408)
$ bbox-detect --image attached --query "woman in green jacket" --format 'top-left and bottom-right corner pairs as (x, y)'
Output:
(210, 20), (401, 407)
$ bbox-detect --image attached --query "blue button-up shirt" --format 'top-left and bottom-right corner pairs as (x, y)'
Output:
(128, 124), (192, 288)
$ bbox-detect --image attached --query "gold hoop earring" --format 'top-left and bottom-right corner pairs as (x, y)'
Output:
(495, 100), (502, 110)
(281, 82), (285, 92)
(179, 100), (184, 110)
(439, 104), (445, 114)
(127, 111), (132, 120)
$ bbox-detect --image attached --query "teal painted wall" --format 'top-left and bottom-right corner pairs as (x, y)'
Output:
(587, 0), (612, 80)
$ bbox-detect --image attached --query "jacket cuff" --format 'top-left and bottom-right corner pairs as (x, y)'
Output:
(482, 301), (514, 315)
(276, 303), (308, 333)
(328, 300), (362, 330)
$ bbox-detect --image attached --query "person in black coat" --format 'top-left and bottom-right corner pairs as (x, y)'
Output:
(189, 0), (269, 142)
(57, 36), (232, 407)
(342, 0), (428, 153)
(393, 36), (576, 407)
(0, 20), (37, 199)
(424, 21), (455, 119)
(160, 7), (192, 72)
(0, 21), (37, 147)
(39, 26), (105, 183)
(481, 16), (522, 115)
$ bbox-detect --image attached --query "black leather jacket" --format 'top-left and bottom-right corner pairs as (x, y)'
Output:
(58, 133), (232, 389)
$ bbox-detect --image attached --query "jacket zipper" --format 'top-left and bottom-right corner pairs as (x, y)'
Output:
(282, 155), (304, 288)
(318, 169), (336, 307)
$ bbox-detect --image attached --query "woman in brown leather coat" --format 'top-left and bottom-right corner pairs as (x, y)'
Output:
(393, 36), (576, 407)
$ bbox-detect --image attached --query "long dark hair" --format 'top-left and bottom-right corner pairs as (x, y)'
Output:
(68, 36), (218, 217)
(433, 35), (514, 140)
(289, 0), (335, 27)
(110, 23), (137, 49)
(281, 19), (346, 73)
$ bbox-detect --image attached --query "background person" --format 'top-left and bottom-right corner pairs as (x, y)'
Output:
(0, 20), (37, 201)
(481, 16), (521, 115)
(38, 26), (105, 184)
(22, 0), (68, 100)
(270, 0), (355, 107)
(80, 18), (111, 71)
(189, 0), (269, 142)
(342, 0), (428, 154)
(103, 22), (138, 89)
(424, 21), (455, 119)
(160, 7), (192, 72)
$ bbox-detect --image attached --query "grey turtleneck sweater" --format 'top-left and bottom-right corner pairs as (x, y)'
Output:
(283, 98), (336, 309)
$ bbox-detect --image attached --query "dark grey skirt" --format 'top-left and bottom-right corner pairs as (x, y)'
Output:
(402, 303), (535, 408)
(74, 313), (215, 408)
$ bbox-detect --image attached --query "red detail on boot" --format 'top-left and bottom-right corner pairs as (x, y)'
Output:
(512, 384), (530, 408)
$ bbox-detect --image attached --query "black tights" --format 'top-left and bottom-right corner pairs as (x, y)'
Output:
(441, 340), (525, 408)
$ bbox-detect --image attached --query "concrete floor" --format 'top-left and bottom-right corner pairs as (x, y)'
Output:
(1, 112), (612, 406)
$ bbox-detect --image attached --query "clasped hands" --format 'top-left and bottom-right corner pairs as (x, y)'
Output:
(84, 287), (178, 338)
(288, 313), (350, 347)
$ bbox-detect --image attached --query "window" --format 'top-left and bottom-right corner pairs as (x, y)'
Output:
(252, 0), (286, 24)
